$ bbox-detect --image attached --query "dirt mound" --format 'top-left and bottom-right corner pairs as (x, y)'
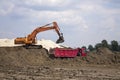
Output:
(0, 47), (49, 66)
(85, 48), (120, 64)
(0, 47), (120, 67)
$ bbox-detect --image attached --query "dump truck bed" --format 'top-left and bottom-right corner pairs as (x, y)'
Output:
(54, 48), (79, 57)
(54, 48), (87, 57)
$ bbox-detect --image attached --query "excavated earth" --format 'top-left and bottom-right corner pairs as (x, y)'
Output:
(0, 46), (120, 80)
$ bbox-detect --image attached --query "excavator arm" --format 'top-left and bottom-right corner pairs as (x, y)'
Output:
(14, 22), (64, 45)
(52, 22), (64, 43)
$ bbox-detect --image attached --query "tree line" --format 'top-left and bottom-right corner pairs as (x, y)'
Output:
(88, 40), (120, 52)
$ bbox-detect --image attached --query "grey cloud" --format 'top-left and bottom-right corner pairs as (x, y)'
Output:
(0, 1), (14, 15)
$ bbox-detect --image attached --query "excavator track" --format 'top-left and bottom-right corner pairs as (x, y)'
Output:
(23, 44), (43, 49)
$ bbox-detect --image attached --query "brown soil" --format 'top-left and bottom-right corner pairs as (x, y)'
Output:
(0, 46), (120, 80)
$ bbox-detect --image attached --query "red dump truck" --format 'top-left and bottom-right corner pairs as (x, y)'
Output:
(54, 47), (87, 58)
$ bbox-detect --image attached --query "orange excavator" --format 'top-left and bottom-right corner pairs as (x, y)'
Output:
(14, 22), (64, 48)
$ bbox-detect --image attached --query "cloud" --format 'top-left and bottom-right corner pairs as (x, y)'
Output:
(17, 0), (73, 11)
(101, 17), (117, 30)
(24, 0), (69, 7)
(11, 5), (88, 31)
(0, 1), (14, 15)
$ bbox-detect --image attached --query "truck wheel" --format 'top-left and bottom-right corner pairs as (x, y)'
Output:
(25, 45), (29, 49)
(77, 52), (81, 56)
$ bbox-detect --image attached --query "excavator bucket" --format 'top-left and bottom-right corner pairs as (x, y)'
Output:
(56, 36), (64, 43)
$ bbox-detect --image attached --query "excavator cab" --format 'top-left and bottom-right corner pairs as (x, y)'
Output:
(56, 33), (64, 43)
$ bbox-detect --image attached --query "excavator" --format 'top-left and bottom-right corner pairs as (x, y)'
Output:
(14, 22), (64, 48)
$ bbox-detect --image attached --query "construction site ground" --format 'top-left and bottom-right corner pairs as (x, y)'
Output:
(0, 46), (120, 80)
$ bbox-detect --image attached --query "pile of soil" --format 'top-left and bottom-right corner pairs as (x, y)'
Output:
(0, 47), (120, 67)
(85, 48), (120, 65)
(0, 47), (49, 66)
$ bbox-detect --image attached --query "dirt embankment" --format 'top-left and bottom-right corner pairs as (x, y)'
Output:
(85, 48), (120, 65)
(0, 47), (120, 67)
(0, 47), (120, 80)
(0, 47), (49, 67)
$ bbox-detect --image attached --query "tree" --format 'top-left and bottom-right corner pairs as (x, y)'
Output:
(88, 45), (94, 51)
(108, 44), (112, 50)
(82, 46), (87, 49)
(111, 40), (119, 51)
(101, 40), (108, 48)
(95, 43), (102, 49)
(118, 45), (120, 51)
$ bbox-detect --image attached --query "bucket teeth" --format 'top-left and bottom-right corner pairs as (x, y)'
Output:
(56, 36), (64, 43)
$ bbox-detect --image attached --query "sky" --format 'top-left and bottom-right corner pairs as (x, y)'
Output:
(0, 0), (120, 47)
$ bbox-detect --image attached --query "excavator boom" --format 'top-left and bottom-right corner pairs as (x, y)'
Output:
(14, 22), (64, 45)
